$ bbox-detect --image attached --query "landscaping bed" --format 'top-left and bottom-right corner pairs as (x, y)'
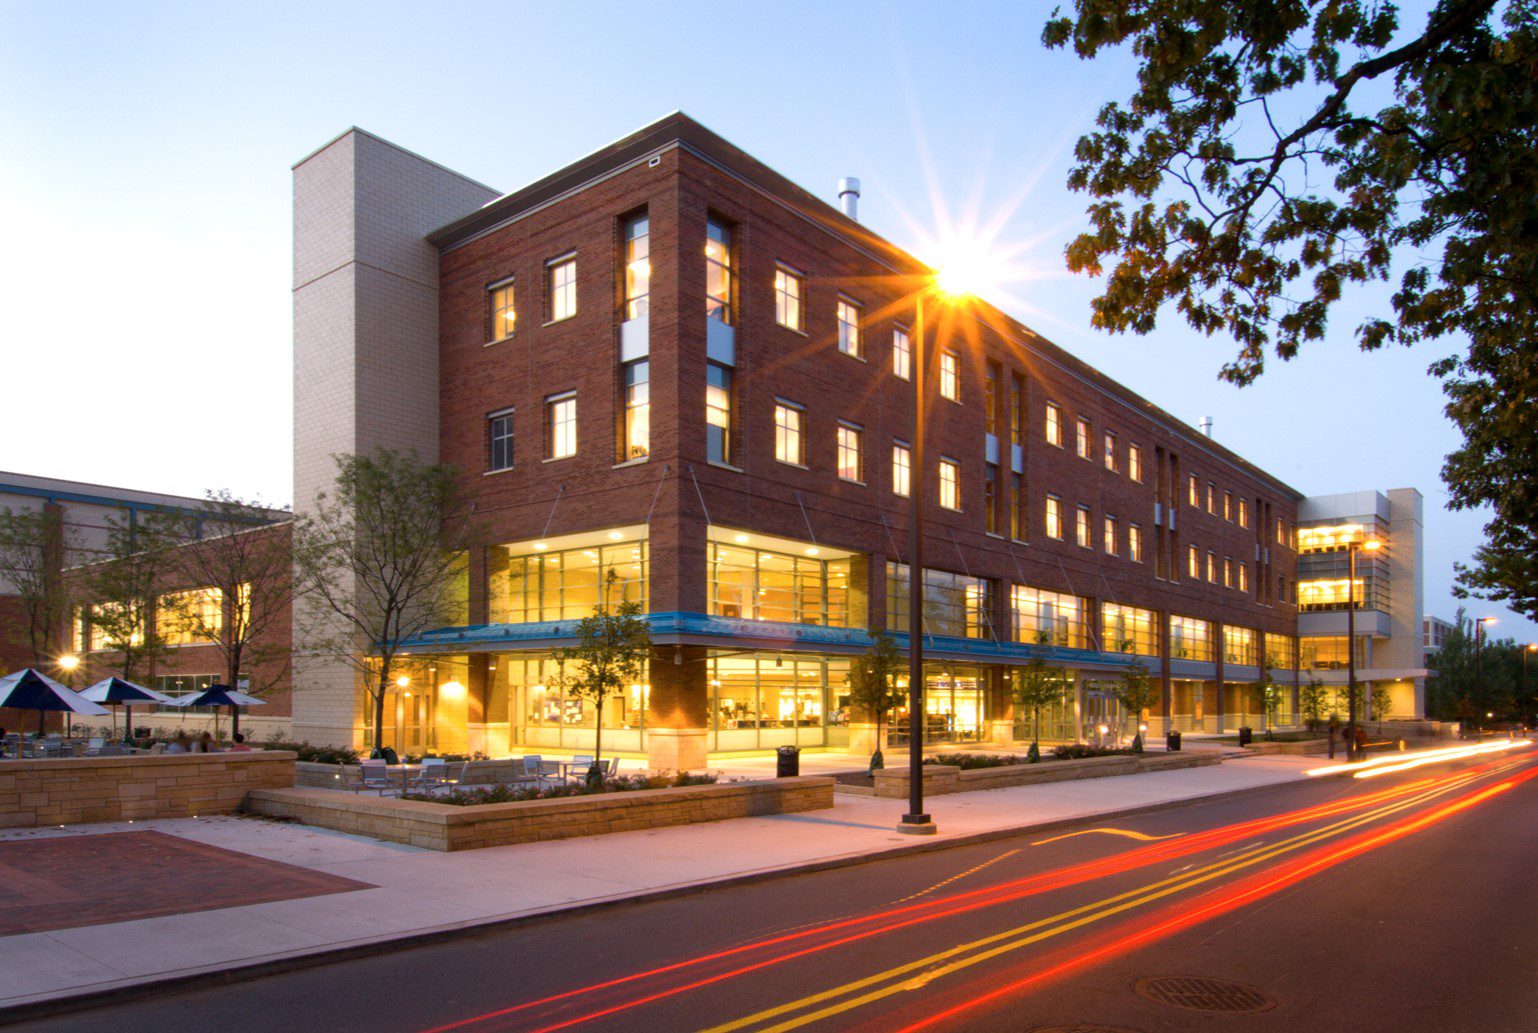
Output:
(870, 751), (1220, 798)
(403, 771), (718, 805)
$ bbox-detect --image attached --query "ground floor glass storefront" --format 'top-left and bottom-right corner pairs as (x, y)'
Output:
(708, 654), (852, 752)
(887, 666), (989, 746)
(496, 653), (651, 754)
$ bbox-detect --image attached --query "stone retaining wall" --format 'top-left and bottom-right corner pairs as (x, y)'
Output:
(1243, 738), (1332, 756)
(247, 775), (835, 851)
(0, 751), (297, 828)
(295, 759), (525, 789)
(871, 752), (1221, 799)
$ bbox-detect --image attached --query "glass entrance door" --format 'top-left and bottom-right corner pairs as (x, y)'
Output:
(1081, 685), (1126, 744)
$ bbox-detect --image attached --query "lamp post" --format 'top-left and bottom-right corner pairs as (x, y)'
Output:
(57, 654), (79, 739)
(1344, 537), (1380, 762)
(1474, 617), (1496, 729)
(900, 289), (936, 835)
(1524, 644), (1536, 728)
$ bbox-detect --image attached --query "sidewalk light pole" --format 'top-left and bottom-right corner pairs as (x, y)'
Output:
(1345, 536), (1380, 762)
(900, 289), (935, 835)
(1524, 644), (1536, 727)
(1474, 617), (1496, 729)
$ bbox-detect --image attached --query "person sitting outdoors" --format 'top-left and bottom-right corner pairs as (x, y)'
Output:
(227, 732), (253, 752)
(165, 731), (191, 755)
(198, 731), (218, 753)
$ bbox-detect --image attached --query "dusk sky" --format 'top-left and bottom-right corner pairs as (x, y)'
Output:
(3, 0), (1529, 641)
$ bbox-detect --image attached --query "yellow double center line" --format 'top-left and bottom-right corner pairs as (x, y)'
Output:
(697, 761), (1521, 1033)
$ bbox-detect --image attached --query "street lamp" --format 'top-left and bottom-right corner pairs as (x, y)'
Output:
(57, 654), (79, 738)
(1344, 537), (1381, 762)
(1474, 617), (1497, 729)
(1524, 644), (1537, 727)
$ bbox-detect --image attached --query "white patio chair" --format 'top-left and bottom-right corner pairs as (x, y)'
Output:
(567, 755), (594, 783)
(86, 737), (105, 756)
(408, 757), (450, 793)
(356, 758), (398, 796)
(604, 757), (620, 777)
(518, 755), (553, 788)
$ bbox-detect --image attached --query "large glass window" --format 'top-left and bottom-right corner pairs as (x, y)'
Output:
(1103, 602), (1156, 655)
(623, 214), (649, 319)
(837, 298), (861, 358)
(489, 279), (516, 340)
(158, 588), (221, 646)
(709, 536), (852, 626)
(1265, 633), (1297, 670)
(709, 654), (850, 751)
(886, 563), (994, 639)
(487, 408), (514, 471)
(940, 350), (959, 401)
(706, 362), (731, 464)
(775, 266), (803, 330)
(939, 458), (960, 510)
(1012, 585), (1089, 648)
(892, 440), (911, 497)
(837, 423), (863, 482)
(545, 393), (576, 459)
(1169, 615), (1214, 661)
(1224, 625), (1259, 666)
(501, 653), (650, 753)
(622, 361), (649, 460)
(490, 533), (648, 624)
(1301, 636), (1364, 669)
(774, 402), (804, 465)
(706, 219), (732, 322)
(892, 327), (911, 380)
(547, 255), (576, 321)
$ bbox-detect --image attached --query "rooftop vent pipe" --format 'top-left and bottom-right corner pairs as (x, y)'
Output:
(1198, 416), (1214, 437)
(838, 177), (861, 221)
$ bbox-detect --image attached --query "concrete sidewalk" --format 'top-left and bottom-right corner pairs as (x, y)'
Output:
(0, 752), (1321, 1017)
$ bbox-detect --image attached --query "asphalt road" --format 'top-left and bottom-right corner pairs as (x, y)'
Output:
(20, 747), (1538, 1033)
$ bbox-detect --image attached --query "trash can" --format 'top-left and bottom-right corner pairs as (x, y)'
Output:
(775, 745), (801, 777)
(1166, 730), (1182, 752)
(1238, 726), (1253, 747)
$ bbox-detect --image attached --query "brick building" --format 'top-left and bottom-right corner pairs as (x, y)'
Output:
(290, 114), (1326, 769)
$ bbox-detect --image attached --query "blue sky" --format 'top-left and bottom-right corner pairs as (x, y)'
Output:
(1, 1), (1529, 640)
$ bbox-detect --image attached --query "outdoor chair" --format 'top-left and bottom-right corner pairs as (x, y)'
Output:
(86, 737), (104, 755)
(567, 755), (594, 782)
(357, 758), (398, 796)
(148, 743), (167, 755)
(517, 755), (548, 787)
(539, 758), (562, 785)
(408, 757), (453, 793)
(605, 757), (620, 777)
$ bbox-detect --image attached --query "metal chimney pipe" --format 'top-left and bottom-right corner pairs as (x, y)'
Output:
(1198, 416), (1213, 437)
(838, 177), (861, 220)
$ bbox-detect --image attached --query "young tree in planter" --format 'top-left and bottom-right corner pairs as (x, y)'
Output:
(0, 506), (73, 665)
(1254, 654), (1282, 740)
(161, 491), (292, 738)
(84, 511), (183, 683)
(1014, 634), (1066, 763)
(1113, 655), (1160, 752)
(1371, 684), (1394, 731)
(551, 568), (651, 786)
(1300, 674), (1328, 733)
(845, 629), (905, 773)
(291, 450), (482, 753)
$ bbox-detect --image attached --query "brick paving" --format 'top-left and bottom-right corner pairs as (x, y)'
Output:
(0, 830), (371, 934)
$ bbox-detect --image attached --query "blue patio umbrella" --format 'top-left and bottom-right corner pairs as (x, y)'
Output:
(0, 668), (110, 735)
(170, 684), (266, 738)
(80, 678), (175, 741)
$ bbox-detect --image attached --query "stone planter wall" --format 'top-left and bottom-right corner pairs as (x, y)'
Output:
(871, 752), (1220, 799)
(0, 751), (296, 828)
(295, 759), (525, 789)
(1243, 738), (1332, 756)
(247, 775), (835, 851)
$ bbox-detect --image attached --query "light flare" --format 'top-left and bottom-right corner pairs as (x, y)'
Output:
(1304, 738), (1530, 778)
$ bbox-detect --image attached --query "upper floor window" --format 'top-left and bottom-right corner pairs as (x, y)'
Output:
(547, 255), (577, 322)
(985, 362), (1000, 436)
(1223, 557), (1234, 588)
(706, 363), (732, 465)
(1277, 518), (1289, 547)
(1188, 474), (1200, 507)
(1206, 482), (1217, 514)
(774, 266), (803, 331)
(939, 458), (960, 510)
(892, 440), (911, 497)
(1102, 432), (1117, 471)
(1128, 444), (1143, 482)
(892, 327), (911, 380)
(1075, 505), (1091, 548)
(623, 214), (649, 319)
(837, 298), (862, 358)
(1010, 375), (1023, 446)
(1045, 496), (1064, 539)
(489, 279), (516, 341)
(1128, 522), (1143, 562)
(984, 464), (998, 535)
(622, 360), (649, 460)
(487, 407), (515, 471)
(705, 219), (732, 322)
(1223, 491), (1233, 522)
(1238, 498), (1250, 528)
(1103, 515), (1118, 555)
(836, 422), (863, 482)
(940, 350), (960, 401)
(711, 538), (852, 627)
(1075, 417), (1090, 460)
(158, 588), (222, 647)
(1206, 550), (1217, 583)
(1188, 544), (1200, 578)
(494, 534), (648, 624)
(886, 562), (994, 639)
(1046, 403), (1063, 447)
(545, 392), (576, 459)
(1103, 602), (1157, 655)
(1238, 561), (1250, 592)
(1012, 585), (1088, 648)
(774, 402), (804, 465)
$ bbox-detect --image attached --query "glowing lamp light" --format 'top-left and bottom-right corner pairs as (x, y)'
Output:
(1363, 538), (1382, 552)
(440, 680), (466, 700)
(58, 655), (79, 672)
(1097, 724), (1109, 736)
(534, 542), (548, 551)
(396, 675), (411, 688)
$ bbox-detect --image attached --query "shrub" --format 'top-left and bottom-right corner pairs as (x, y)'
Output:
(259, 738), (361, 765)
(923, 752), (1031, 770)
(1052, 744), (1134, 760)
(403, 770), (720, 806)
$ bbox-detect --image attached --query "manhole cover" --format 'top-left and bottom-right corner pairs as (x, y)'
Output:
(1134, 975), (1277, 1013)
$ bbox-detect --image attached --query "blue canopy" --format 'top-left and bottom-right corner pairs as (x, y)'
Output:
(170, 684), (266, 709)
(80, 677), (174, 706)
(0, 669), (109, 716)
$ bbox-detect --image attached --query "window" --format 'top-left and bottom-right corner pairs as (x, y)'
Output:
(985, 362), (1000, 436)
(837, 298), (861, 358)
(940, 350), (960, 401)
(705, 218), (731, 322)
(1188, 474), (1199, 507)
(1238, 498), (1250, 528)
(1100, 432), (1117, 471)
(158, 588), (222, 646)
(1265, 632), (1296, 670)
(774, 402), (804, 465)
(494, 536), (648, 623)
(1012, 585), (1088, 648)
(1009, 473), (1022, 539)
(706, 363), (732, 464)
(1188, 545), (1200, 578)
(489, 279), (516, 340)
(1207, 482), (1216, 514)
(1010, 375), (1023, 446)
(836, 422), (863, 482)
(545, 393), (576, 459)
(1277, 518), (1289, 546)
(939, 458), (960, 510)
(1223, 491), (1233, 522)
(623, 214), (649, 319)
(1206, 550), (1217, 583)
(1223, 557), (1234, 588)
(1076, 417), (1090, 459)
(547, 255), (577, 322)
(1169, 615), (1214, 661)
(892, 327), (911, 379)
(774, 266), (803, 330)
(1046, 496), (1063, 539)
(886, 562), (993, 638)
(1128, 523), (1143, 563)
(622, 360), (649, 459)
(984, 464), (998, 534)
(487, 408), (515, 471)
(1075, 505), (1091, 548)
(1045, 403), (1062, 446)
(1102, 602), (1156, 655)
(892, 440), (911, 497)
(1238, 562), (1249, 592)
(1128, 444), (1143, 482)
(1223, 625), (1259, 666)
(1103, 515), (1118, 555)
(710, 539), (851, 626)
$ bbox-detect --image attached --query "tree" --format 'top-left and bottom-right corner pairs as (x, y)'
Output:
(1370, 683), (1394, 729)
(83, 511), (182, 683)
(0, 506), (72, 665)
(161, 491), (292, 737)
(1043, 2), (1538, 620)
(1014, 633), (1068, 762)
(1300, 673), (1328, 732)
(844, 629), (906, 772)
(1255, 654), (1284, 739)
(550, 569), (651, 785)
(291, 450), (482, 753)
(1113, 655), (1160, 752)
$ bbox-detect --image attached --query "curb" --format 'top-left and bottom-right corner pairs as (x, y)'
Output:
(0, 772), (1308, 1026)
